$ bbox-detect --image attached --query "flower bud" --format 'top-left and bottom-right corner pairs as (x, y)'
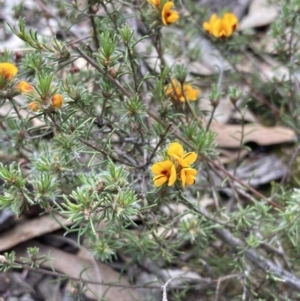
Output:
(51, 94), (64, 109)
(108, 67), (116, 78)
(102, 91), (112, 98)
(228, 86), (242, 104)
(14, 52), (23, 63)
(16, 81), (34, 93)
(70, 66), (80, 74)
(28, 101), (41, 112)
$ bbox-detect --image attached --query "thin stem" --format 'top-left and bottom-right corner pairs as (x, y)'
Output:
(203, 161), (220, 210)
(233, 102), (245, 176)
(12, 261), (157, 289)
(147, 122), (172, 164)
(79, 138), (137, 167)
(206, 105), (217, 132)
(199, 207), (300, 292)
(88, 3), (100, 50)
(206, 157), (283, 210)
(178, 190), (229, 227)
(127, 46), (139, 93)
(280, 143), (300, 185)
(217, 58), (224, 90)
(137, 212), (172, 255)
(179, 82), (202, 126)
(8, 98), (23, 121)
(215, 274), (241, 301)
(73, 46), (132, 98)
(227, 58), (280, 117)
(153, 31), (165, 71)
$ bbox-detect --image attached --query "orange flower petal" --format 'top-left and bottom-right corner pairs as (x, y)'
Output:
(180, 168), (197, 187)
(168, 163), (177, 186)
(17, 81), (34, 93)
(168, 142), (184, 158)
(151, 159), (177, 187)
(0, 63), (18, 80)
(183, 152), (197, 165)
(148, 0), (160, 7)
(153, 175), (168, 187)
(175, 157), (189, 168)
(223, 13), (239, 30)
(162, 2), (179, 26)
(166, 11), (179, 24)
(203, 14), (219, 34)
(166, 79), (199, 103)
(180, 168), (186, 187)
(203, 21), (211, 32)
(28, 101), (41, 112)
(184, 85), (200, 101)
(165, 79), (182, 101)
(151, 160), (173, 175)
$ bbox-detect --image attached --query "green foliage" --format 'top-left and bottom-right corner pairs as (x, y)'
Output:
(1, 0), (300, 300)
(95, 31), (120, 68)
(0, 251), (20, 272)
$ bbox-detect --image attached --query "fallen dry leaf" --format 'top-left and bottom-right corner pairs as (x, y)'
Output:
(189, 37), (231, 76)
(239, 0), (279, 30)
(0, 214), (72, 252)
(229, 154), (288, 186)
(14, 240), (140, 301)
(210, 122), (296, 148)
(236, 53), (289, 83)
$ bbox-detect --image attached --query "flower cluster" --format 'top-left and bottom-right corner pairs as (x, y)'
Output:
(165, 79), (200, 103)
(148, 0), (179, 26)
(0, 62), (64, 111)
(17, 80), (64, 112)
(151, 142), (197, 188)
(203, 13), (238, 39)
(27, 93), (64, 112)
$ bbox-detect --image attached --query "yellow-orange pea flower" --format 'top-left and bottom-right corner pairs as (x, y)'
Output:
(151, 160), (176, 187)
(223, 13), (238, 30)
(148, 0), (160, 7)
(165, 79), (199, 103)
(17, 81), (34, 93)
(203, 13), (238, 38)
(167, 142), (197, 167)
(51, 94), (64, 109)
(0, 63), (18, 80)
(28, 101), (41, 112)
(180, 168), (197, 187)
(162, 2), (179, 26)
